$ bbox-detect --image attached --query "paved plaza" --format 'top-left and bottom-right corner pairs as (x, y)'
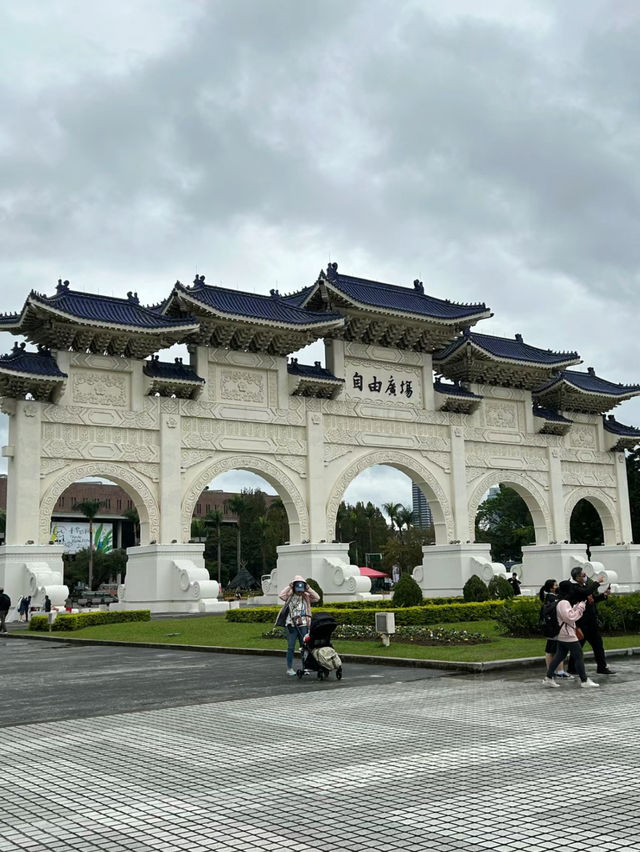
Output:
(2, 639), (640, 851)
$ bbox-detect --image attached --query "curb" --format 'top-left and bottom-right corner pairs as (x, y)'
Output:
(6, 632), (640, 673)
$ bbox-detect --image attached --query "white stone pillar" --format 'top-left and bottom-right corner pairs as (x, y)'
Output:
(159, 400), (183, 544)
(306, 409), (326, 543)
(614, 451), (633, 543)
(2, 399), (42, 545)
(450, 425), (469, 542)
(412, 543), (504, 597)
(421, 353), (435, 411)
(324, 339), (345, 378)
(547, 446), (567, 542)
(275, 355), (289, 410)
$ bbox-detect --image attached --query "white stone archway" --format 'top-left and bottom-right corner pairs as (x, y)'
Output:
(564, 489), (620, 547)
(467, 470), (552, 546)
(180, 454), (310, 545)
(324, 450), (454, 545)
(40, 462), (159, 546)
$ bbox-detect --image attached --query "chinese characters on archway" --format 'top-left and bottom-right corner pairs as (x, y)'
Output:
(352, 371), (413, 398)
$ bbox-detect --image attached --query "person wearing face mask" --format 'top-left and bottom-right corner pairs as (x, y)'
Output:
(275, 575), (320, 676)
(543, 580), (599, 689)
(539, 579), (571, 679)
(567, 566), (615, 676)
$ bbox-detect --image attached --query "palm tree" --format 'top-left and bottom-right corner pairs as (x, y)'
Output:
(123, 507), (140, 545)
(267, 497), (288, 545)
(365, 502), (377, 554)
(396, 506), (416, 544)
(256, 515), (268, 575)
(204, 508), (223, 586)
(73, 499), (103, 590)
(226, 494), (247, 573)
(382, 501), (402, 532)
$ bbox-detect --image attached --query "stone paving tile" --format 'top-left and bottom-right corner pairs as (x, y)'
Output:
(2, 662), (640, 850)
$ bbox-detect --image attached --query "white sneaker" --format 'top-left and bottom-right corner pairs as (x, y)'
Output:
(580, 678), (599, 688)
(543, 677), (559, 688)
(286, 668), (296, 676)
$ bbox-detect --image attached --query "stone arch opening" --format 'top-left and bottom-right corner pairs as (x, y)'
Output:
(325, 451), (453, 545)
(181, 455), (309, 549)
(468, 471), (551, 549)
(39, 463), (159, 548)
(565, 490), (618, 547)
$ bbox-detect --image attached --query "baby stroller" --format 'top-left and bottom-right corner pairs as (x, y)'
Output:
(296, 612), (343, 680)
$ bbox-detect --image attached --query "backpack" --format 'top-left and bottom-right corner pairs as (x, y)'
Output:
(313, 646), (342, 670)
(540, 598), (561, 638)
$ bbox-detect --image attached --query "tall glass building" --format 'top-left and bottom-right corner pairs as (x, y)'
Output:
(412, 483), (433, 529)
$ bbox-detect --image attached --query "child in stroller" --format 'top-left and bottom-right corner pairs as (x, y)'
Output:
(296, 612), (343, 680)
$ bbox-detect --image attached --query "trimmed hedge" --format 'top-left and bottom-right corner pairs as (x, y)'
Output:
(316, 597), (464, 610)
(463, 574), (489, 602)
(497, 593), (640, 637)
(226, 600), (505, 626)
(30, 610), (151, 632)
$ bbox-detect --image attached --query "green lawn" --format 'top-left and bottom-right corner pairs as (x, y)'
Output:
(38, 617), (640, 662)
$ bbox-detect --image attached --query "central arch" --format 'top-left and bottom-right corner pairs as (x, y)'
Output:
(467, 471), (551, 546)
(325, 450), (453, 544)
(39, 462), (159, 546)
(181, 455), (309, 544)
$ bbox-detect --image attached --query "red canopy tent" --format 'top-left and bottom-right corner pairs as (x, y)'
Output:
(359, 566), (389, 578)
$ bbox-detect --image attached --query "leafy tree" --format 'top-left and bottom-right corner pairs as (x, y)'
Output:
(627, 448), (640, 543)
(65, 548), (127, 589)
(123, 507), (140, 544)
(305, 577), (323, 605)
(203, 508), (224, 585)
(475, 485), (534, 562)
(73, 499), (103, 590)
(381, 524), (434, 574)
(382, 501), (402, 531)
(336, 501), (390, 566)
(569, 499), (604, 549)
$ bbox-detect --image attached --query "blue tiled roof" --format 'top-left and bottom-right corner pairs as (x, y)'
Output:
(173, 279), (343, 327)
(29, 282), (196, 330)
(287, 360), (343, 382)
(282, 284), (316, 309)
(603, 415), (640, 437)
(0, 345), (66, 377)
(434, 380), (481, 399)
(144, 357), (204, 383)
(532, 405), (573, 424)
(0, 312), (20, 327)
(435, 330), (580, 366)
(313, 265), (489, 321)
(536, 368), (640, 396)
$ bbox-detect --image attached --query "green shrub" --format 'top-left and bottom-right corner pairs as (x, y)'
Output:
(29, 609), (150, 632)
(497, 593), (640, 637)
(392, 573), (423, 608)
(496, 597), (541, 636)
(227, 600), (504, 626)
(487, 575), (514, 600)
(320, 597), (464, 609)
(463, 574), (489, 602)
(261, 624), (489, 645)
(305, 577), (324, 606)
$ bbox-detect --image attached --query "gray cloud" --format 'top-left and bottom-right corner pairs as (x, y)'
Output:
(2, 0), (640, 486)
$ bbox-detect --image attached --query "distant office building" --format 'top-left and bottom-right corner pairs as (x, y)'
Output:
(412, 483), (433, 528)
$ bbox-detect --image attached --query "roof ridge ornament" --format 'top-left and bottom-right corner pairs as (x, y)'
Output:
(270, 289), (280, 298)
(587, 366), (595, 375)
(192, 274), (206, 288)
(56, 279), (70, 294)
(515, 333), (523, 342)
(127, 291), (139, 305)
(326, 261), (339, 281)
(12, 341), (26, 354)
(413, 279), (424, 294)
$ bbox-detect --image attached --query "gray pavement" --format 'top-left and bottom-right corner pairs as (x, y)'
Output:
(1, 637), (640, 851)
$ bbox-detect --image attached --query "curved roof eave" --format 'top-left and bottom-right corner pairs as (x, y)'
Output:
(172, 289), (345, 332)
(26, 297), (200, 335)
(434, 334), (582, 368)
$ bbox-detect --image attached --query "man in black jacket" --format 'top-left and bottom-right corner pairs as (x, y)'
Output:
(567, 566), (615, 675)
(0, 588), (11, 634)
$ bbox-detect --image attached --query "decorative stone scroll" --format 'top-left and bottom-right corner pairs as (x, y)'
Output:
(39, 462), (159, 545)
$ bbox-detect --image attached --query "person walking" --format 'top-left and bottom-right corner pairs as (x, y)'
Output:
(276, 575), (320, 676)
(0, 588), (11, 634)
(543, 580), (599, 689)
(508, 572), (522, 595)
(567, 566), (615, 676)
(539, 579), (571, 679)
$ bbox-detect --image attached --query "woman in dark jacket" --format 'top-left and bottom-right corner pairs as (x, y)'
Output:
(539, 579), (571, 679)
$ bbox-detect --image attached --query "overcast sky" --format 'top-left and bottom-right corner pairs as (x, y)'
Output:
(2, 0), (639, 513)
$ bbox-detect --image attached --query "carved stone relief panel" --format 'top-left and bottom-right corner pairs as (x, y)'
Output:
(483, 401), (519, 430)
(274, 455), (308, 478)
(70, 353), (134, 372)
(562, 461), (616, 489)
(181, 418), (306, 454)
(218, 368), (268, 406)
(71, 370), (130, 409)
(569, 425), (597, 449)
(465, 441), (548, 471)
(41, 423), (159, 463)
(344, 341), (423, 366)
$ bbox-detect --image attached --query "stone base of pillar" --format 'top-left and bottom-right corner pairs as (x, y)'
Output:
(116, 544), (228, 614)
(256, 543), (379, 605)
(0, 544), (68, 621)
(520, 543), (592, 592)
(590, 545), (640, 591)
(412, 544), (505, 597)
